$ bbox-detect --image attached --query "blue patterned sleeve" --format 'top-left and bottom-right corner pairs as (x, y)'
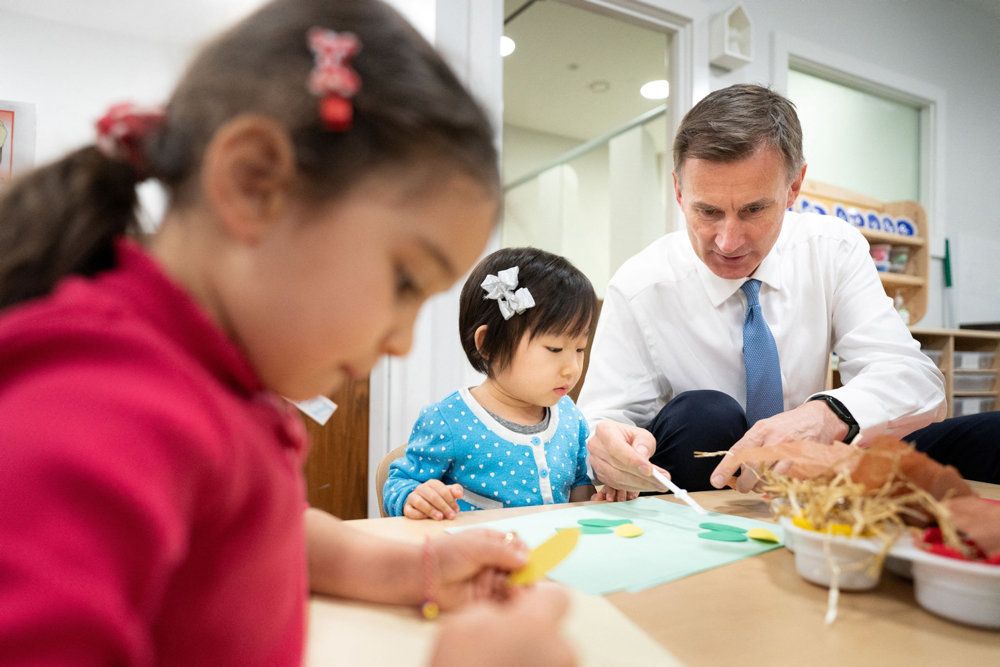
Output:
(382, 402), (459, 517)
(568, 399), (594, 488)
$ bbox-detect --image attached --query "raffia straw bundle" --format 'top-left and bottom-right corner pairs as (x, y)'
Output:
(696, 436), (977, 623)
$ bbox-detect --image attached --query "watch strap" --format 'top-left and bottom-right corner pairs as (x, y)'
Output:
(807, 394), (860, 443)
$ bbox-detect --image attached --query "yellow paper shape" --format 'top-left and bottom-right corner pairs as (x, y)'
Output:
(509, 527), (580, 585)
(746, 527), (779, 543)
(614, 523), (644, 538)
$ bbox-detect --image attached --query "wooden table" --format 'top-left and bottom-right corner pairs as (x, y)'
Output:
(312, 481), (1000, 665)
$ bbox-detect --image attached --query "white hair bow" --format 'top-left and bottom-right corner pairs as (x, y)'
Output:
(481, 266), (535, 320)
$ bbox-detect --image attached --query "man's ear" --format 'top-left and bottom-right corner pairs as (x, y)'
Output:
(786, 163), (808, 208)
(201, 115), (297, 244)
(474, 324), (489, 358)
(672, 171), (683, 207)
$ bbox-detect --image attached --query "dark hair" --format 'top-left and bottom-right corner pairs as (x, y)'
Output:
(0, 0), (499, 310)
(673, 83), (804, 184)
(459, 247), (597, 376)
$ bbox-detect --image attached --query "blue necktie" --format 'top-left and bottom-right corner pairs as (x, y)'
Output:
(741, 279), (783, 424)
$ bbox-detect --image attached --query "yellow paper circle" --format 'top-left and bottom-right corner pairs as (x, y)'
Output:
(614, 523), (644, 538)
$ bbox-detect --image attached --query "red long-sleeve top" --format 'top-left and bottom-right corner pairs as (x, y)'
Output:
(0, 240), (309, 664)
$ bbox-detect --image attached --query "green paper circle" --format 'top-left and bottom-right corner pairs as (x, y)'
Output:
(698, 522), (747, 534)
(698, 530), (749, 542)
(578, 518), (632, 527)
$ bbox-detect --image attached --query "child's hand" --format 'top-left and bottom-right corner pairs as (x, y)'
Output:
(404, 480), (464, 520)
(591, 485), (639, 502)
(431, 583), (575, 667)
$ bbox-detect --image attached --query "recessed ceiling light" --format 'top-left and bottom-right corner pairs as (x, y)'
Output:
(500, 35), (516, 57)
(640, 79), (670, 100)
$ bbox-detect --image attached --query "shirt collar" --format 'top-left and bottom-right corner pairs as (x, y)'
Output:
(691, 212), (789, 307)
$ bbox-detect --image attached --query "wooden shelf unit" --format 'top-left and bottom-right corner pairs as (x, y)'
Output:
(909, 327), (1000, 418)
(798, 179), (929, 323)
(806, 181), (996, 418)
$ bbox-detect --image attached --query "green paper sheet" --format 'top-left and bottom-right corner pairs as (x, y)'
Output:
(448, 497), (784, 595)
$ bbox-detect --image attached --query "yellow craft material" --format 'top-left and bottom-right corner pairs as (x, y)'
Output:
(508, 527), (580, 585)
(746, 527), (779, 543)
(826, 523), (854, 536)
(792, 514), (814, 531)
(614, 523), (644, 538)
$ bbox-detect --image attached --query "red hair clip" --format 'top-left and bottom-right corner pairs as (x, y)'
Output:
(95, 102), (165, 175)
(307, 27), (361, 131)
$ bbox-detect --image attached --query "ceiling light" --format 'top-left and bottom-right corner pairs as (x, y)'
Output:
(500, 35), (516, 57)
(640, 79), (670, 100)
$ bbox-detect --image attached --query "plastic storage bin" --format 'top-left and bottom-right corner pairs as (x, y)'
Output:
(953, 351), (995, 370)
(953, 396), (995, 417)
(953, 373), (995, 392)
(921, 349), (943, 366)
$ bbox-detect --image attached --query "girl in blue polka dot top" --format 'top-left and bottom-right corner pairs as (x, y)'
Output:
(383, 247), (601, 519)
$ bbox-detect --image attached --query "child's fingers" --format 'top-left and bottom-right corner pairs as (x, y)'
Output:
(412, 481), (460, 520)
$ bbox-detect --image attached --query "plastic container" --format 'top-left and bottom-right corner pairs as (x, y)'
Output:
(953, 351), (995, 370)
(922, 349), (943, 366)
(953, 396), (995, 417)
(782, 517), (1000, 629)
(894, 541), (1000, 629)
(869, 244), (891, 272)
(778, 516), (891, 590)
(953, 372), (995, 392)
(888, 246), (909, 273)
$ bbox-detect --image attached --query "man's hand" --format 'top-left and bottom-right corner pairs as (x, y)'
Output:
(586, 420), (665, 493)
(710, 400), (850, 492)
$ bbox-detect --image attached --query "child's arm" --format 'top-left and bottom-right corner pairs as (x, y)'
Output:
(383, 402), (462, 517)
(591, 485), (640, 502)
(404, 480), (465, 520)
(305, 508), (526, 605)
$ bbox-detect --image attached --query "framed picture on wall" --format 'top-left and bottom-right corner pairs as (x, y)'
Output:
(0, 99), (38, 184)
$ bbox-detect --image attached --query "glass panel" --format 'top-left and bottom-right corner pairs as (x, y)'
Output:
(501, 0), (671, 296)
(787, 68), (921, 202)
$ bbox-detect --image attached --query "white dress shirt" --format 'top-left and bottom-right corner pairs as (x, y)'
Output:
(577, 210), (946, 438)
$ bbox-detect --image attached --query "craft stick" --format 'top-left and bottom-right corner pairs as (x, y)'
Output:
(652, 468), (707, 514)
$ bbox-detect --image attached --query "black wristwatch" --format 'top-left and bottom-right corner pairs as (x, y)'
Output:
(808, 394), (860, 443)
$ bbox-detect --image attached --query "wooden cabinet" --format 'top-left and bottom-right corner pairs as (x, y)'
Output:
(910, 328), (1000, 418)
(798, 179), (928, 323)
(301, 377), (370, 520)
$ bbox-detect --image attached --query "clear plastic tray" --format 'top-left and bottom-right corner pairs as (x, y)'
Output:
(922, 349), (943, 366)
(954, 351), (995, 370)
(953, 396), (995, 416)
(953, 372), (995, 392)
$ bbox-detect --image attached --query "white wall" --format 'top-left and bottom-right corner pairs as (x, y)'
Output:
(0, 12), (187, 166)
(698, 0), (1000, 327)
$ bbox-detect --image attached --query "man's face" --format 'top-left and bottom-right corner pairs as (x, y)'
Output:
(673, 145), (805, 280)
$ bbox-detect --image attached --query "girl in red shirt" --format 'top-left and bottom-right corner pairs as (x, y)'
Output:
(0, 1), (572, 664)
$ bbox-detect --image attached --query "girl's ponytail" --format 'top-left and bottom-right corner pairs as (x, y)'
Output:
(0, 146), (141, 310)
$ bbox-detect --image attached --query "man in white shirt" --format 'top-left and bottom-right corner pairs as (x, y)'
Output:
(579, 84), (999, 494)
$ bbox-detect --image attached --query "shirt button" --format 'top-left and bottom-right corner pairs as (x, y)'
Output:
(540, 468), (549, 479)
(530, 437), (541, 445)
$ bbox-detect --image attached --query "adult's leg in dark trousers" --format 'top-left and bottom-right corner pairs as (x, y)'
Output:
(645, 390), (747, 491)
(905, 412), (1000, 484)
